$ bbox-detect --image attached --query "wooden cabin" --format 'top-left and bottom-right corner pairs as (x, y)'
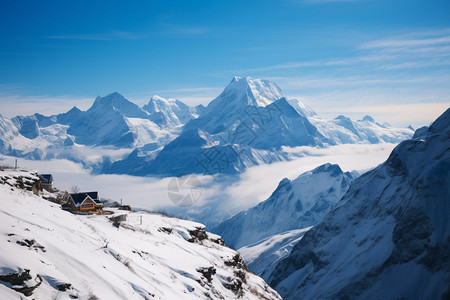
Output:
(68, 192), (103, 211)
(39, 174), (53, 192)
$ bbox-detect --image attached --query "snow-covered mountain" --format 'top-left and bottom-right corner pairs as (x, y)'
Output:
(310, 114), (413, 144)
(239, 227), (312, 282)
(268, 108), (450, 299)
(0, 169), (281, 300)
(0, 77), (414, 176)
(213, 163), (355, 249)
(142, 95), (204, 128)
(107, 77), (412, 177)
(0, 92), (200, 169)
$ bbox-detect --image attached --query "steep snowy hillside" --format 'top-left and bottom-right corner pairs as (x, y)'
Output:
(268, 108), (450, 299)
(0, 176), (280, 300)
(213, 163), (355, 249)
(239, 227), (312, 281)
(286, 99), (316, 118)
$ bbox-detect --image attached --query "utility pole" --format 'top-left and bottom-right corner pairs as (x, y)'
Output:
(140, 215), (142, 225)
(14, 159), (17, 170)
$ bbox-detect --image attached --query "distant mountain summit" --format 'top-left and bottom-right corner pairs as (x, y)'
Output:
(0, 92), (199, 167)
(143, 95), (203, 127)
(184, 76), (283, 134)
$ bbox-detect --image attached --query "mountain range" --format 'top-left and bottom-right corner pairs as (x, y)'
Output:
(0, 77), (413, 176)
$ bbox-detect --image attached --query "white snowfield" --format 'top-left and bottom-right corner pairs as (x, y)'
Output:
(239, 227), (312, 281)
(0, 181), (281, 299)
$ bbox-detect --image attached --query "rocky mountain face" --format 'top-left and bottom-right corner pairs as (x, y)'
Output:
(213, 163), (355, 249)
(268, 108), (450, 299)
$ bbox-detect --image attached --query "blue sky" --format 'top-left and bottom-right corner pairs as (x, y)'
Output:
(1, 0), (449, 126)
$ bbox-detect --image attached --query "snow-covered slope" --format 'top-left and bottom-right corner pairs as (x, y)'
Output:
(0, 173), (280, 300)
(287, 98), (316, 117)
(268, 107), (450, 299)
(310, 114), (413, 144)
(239, 227), (312, 281)
(213, 163), (355, 249)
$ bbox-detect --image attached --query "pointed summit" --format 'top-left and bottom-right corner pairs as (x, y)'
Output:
(142, 95), (201, 127)
(361, 115), (375, 123)
(90, 92), (148, 118)
(220, 76), (283, 108)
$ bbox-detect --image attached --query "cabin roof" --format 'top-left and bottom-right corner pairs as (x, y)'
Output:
(40, 174), (53, 183)
(69, 192), (101, 207)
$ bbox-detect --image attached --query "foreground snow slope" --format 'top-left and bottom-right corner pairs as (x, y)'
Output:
(0, 181), (280, 299)
(268, 107), (450, 299)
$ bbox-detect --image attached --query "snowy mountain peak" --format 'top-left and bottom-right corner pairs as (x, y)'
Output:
(361, 115), (375, 123)
(90, 92), (148, 119)
(309, 162), (343, 177)
(220, 76), (283, 108)
(142, 95), (201, 127)
(213, 163), (354, 249)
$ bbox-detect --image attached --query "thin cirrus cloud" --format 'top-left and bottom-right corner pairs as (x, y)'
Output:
(359, 35), (450, 49)
(46, 30), (147, 41)
(231, 29), (450, 74)
(46, 25), (211, 41)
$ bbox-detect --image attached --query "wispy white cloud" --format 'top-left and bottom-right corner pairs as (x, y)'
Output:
(47, 30), (146, 41)
(0, 143), (396, 225)
(360, 36), (450, 49)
